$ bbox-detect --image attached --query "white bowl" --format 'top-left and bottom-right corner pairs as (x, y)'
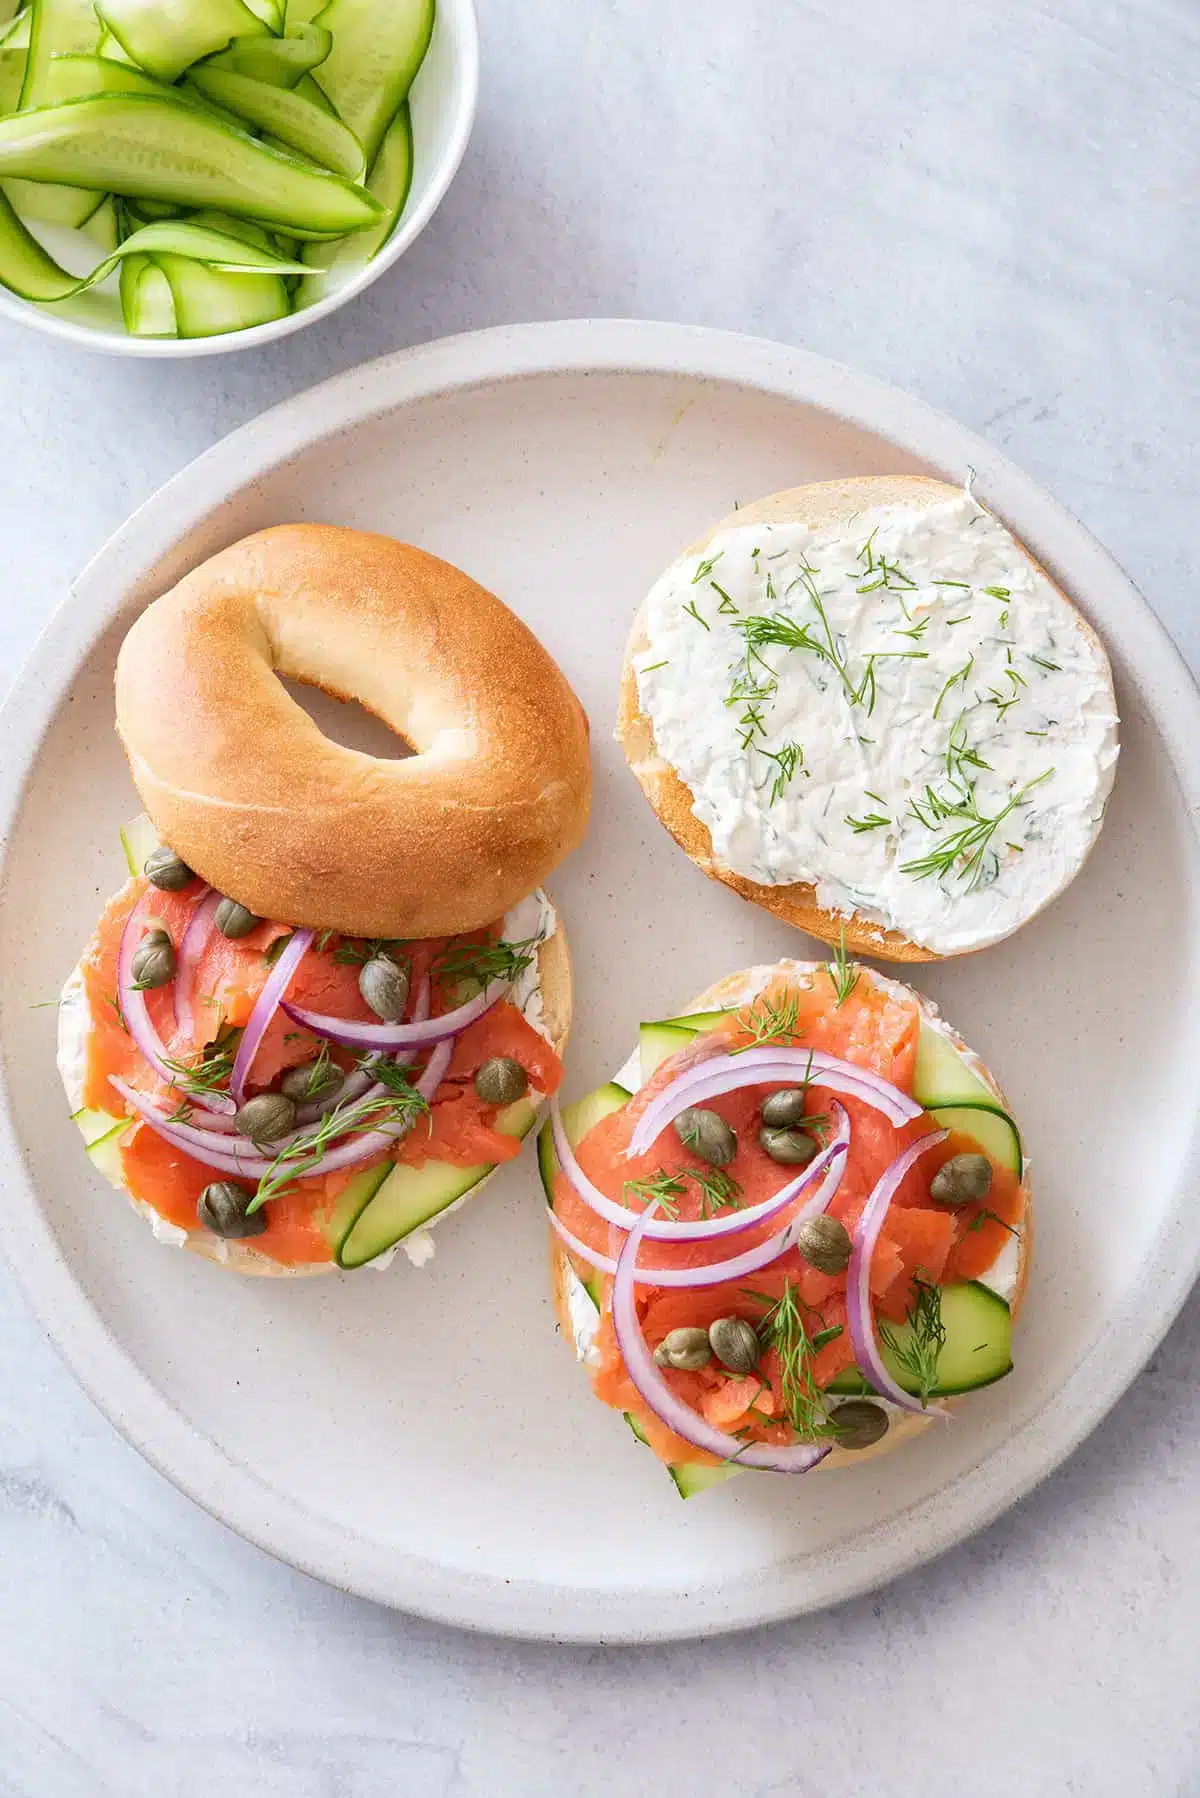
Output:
(0, 0), (479, 358)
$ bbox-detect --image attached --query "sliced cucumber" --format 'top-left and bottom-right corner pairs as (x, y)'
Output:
(929, 1101), (1021, 1175)
(337, 1098), (538, 1270)
(312, 0), (434, 167)
(913, 1019), (996, 1108)
(71, 1106), (133, 1183)
(186, 67), (365, 180)
(656, 1008), (731, 1032)
(626, 1391), (738, 1498)
(299, 99), (412, 303)
(0, 49), (27, 115)
(825, 1281), (1012, 1397)
(322, 1159), (392, 1249)
(119, 250), (176, 335)
(94, 0), (267, 84)
(120, 811), (158, 876)
(538, 1078), (630, 1308)
(205, 22), (333, 89)
(638, 1020), (696, 1084)
(152, 252), (290, 337)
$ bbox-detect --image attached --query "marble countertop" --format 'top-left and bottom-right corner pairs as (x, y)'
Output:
(1, 1), (1197, 1793)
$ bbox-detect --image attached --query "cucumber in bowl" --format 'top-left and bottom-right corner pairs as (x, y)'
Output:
(0, 0), (463, 345)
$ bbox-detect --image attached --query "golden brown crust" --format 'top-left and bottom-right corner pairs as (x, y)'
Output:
(116, 525), (592, 938)
(618, 475), (1113, 962)
(552, 957), (1031, 1472)
(89, 908), (573, 1280)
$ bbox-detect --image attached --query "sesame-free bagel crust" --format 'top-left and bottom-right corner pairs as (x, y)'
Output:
(117, 525), (591, 938)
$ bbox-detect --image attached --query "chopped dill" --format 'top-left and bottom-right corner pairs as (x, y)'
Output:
(900, 769), (1052, 889)
(333, 936), (408, 968)
(1029, 653), (1062, 673)
(745, 1282), (840, 1441)
(846, 811), (890, 834)
(641, 658), (669, 673)
(691, 551), (724, 585)
(932, 656), (974, 721)
(682, 598), (710, 631)
(982, 585), (1011, 600)
(759, 739), (805, 804)
(710, 580), (739, 614)
(160, 1023), (241, 1097)
(733, 989), (805, 1052)
(434, 935), (538, 994)
(249, 1080), (429, 1212)
(966, 1207), (1022, 1238)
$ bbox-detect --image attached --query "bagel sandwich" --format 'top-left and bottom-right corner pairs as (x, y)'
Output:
(60, 525), (590, 1274)
(540, 954), (1029, 1494)
(618, 475), (1118, 960)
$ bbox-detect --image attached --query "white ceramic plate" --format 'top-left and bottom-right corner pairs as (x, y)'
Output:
(1, 321), (1197, 1643)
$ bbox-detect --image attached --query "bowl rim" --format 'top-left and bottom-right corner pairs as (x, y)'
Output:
(0, 0), (480, 359)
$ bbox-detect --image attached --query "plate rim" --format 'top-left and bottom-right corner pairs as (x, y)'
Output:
(1, 318), (1198, 1643)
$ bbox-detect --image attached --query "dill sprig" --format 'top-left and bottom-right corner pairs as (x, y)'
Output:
(434, 935), (538, 995)
(966, 1206), (1022, 1239)
(932, 656), (974, 721)
(733, 989), (804, 1052)
(846, 811), (890, 834)
(825, 929), (859, 1008)
(333, 935), (408, 968)
(292, 1037), (336, 1100)
(691, 551), (723, 584)
(625, 1165), (745, 1221)
(682, 597), (710, 631)
(759, 739), (805, 803)
(900, 769), (1052, 890)
(159, 1023), (241, 1097)
(879, 1276), (946, 1407)
(249, 1080), (429, 1213)
(745, 1282), (840, 1441)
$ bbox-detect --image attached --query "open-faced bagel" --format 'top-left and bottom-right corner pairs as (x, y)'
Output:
(618, 475), (1117, 961)
(116, 524), (592, 939)
(60, 910), (574, 1279)
(550, 957), (1032, 1470)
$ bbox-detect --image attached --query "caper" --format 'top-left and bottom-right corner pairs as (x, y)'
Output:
(761, 1087), (810, 1130)
(144, 845), (195, 891)
(131, 927), (175, 990)
(674, 1106), (737, 1168)
(214, 897), (260, 939)
(760, 1126), (819, 1167)
(708, 1314), (761, 1374)
(197, 1181), (267, 1239)
(930, 1152), (992, 1208)
(359, 953), (410, 1022)
(793, 1214), (853, 1276)
(234, 1092), (296, 1145)
(653, 1327), (713, 1371)
(474, 1056), (529, 1106)
(280, 1060), (344, 1104)
(833, 1399), (890, 1452)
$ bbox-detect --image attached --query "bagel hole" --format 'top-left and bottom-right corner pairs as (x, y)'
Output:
(279, 677), (415, 760)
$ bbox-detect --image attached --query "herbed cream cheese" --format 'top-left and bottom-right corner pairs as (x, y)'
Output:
(634, 492), (1119, 953)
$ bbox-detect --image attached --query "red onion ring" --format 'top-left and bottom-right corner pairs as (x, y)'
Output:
(551, 1095), (849, 1244)
(117, 900), (233, 1115)
(549, 1122), (847, 1286)
(846, 1129), (950, 1417)
(281, 976), (504, 1052)
(294, 977), (432, 1125)
(174, 887), (217, 1045)
(230, 927), (314, 1104)
(611, 1203), (832, 1475)
(627, 1047), (921, 1159)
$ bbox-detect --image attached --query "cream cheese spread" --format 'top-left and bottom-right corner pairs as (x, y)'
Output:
(635, 491), (1119, 953)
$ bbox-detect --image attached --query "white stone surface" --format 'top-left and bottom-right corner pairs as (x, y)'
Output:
(0, 0), (1196, 1792)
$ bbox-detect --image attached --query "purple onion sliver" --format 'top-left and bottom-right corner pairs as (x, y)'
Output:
(230, 926), (314, 1105)
(611, 1206), (831, 1474)
(281, 974), (503, 1052)
(551, 1097), (849, 1245)
(627, 1047), (919, 1159)
(549, 1135), (846, 1288)
(845, 1130), (950, 1418)
(117, 901), (233, 1115)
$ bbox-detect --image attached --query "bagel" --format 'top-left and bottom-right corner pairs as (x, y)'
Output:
(546, 957), (1031, 1484)
(116, 524), (592, 939)
(618, 475), (1118, 960)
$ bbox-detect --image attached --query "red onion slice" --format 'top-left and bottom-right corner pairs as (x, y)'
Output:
(550, 1123), (847, 1286)
(282, 977), (504, 1052)
(174, 887), (217, 1045)
(611, 1203), (831, 1475)
(117, 900), (234, 1115)
(551, 1095), (849, 1244)
(230, 927), (314, 1104)
(627, 1047), (920, 1160)
(845, 1129), (950, 1417)
(294, 977), (432, 1125)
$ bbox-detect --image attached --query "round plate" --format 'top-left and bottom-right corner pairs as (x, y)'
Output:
(1, 322), (1197, 1643)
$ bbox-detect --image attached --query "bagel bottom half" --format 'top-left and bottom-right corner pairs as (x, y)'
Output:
(60, 906), (572, 1279)
(550, 959), (1031, 1473)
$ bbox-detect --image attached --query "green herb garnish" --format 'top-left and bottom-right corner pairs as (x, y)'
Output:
(249, 1081), (430, 1213)
(879, 1276), (946, 1407)
(434, 935), (538, 995)
(825, 929), (859, 1008)
(900, 770), (1052, 889)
